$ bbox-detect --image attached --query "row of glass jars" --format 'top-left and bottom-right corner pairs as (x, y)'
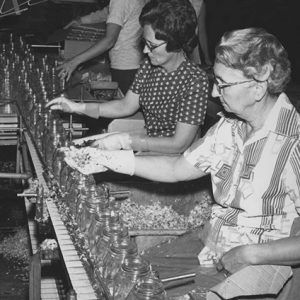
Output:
(1, 34), (168, 300)
(75, 191), (167, 299)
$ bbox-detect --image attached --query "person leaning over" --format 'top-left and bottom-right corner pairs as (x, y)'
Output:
(58, 0), (148, 95)
(63, 28), (300, 298)
(47, 0), (209, 155)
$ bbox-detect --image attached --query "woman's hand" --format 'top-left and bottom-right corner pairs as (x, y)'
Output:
(57, 59), (80, 81)
(218, 245), (252, 275)
(91, 132), (132, 150)
(46, 96), (82, 113)
(64, 18), (82, 29)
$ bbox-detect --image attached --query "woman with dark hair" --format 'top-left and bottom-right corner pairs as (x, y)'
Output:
(47, 0), (209, 154)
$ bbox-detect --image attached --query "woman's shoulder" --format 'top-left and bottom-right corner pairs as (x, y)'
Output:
(181, 60), (209, 82)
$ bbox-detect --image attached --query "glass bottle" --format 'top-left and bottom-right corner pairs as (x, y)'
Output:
(125, 276), (167, 300)
(74, 174), (88, 223)
(112, 256), (151, 300)
(79, 200), (96, 236)
(102, 238), (138, 288)
(88, 185), (109, 210)
(94, 222), (128, 273)
(87, 208), (111, 254)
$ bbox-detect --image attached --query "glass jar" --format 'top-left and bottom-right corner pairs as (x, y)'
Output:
(87, 208), (111, 253)
(79, 201), (96, 236)
(112, 256), (151, 300)
(75, 175), (88, 223)
(125, 276), (167, 300)
(94, 222), (128, 273)
(102, 238), (138, 287)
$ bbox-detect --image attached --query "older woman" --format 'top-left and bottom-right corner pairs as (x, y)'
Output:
(64, 28), (300, 298)
(47, 0), (209, 154)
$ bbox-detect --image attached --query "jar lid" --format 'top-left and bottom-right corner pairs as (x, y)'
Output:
(103, 223), (128, 239)
(133, 276), (166, 298)
(95, 209), (111, 223)
(110, 239), (138, 256)
(85, 201), (96, 212)
(122, 256), (150, 276)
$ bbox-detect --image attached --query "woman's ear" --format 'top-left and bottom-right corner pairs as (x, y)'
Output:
(254, 80), (268, 102)
(254, 64), (272, 101)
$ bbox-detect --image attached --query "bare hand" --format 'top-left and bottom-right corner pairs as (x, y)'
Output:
(64, 18), (81, 29)
(57, 59), (79, 81)
(91, 132), (132, 150)
(219, 245), (252, 275)
(46, 96), (80, 113)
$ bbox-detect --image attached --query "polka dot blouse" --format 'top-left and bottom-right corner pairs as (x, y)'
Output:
(130, 58), (209, 137)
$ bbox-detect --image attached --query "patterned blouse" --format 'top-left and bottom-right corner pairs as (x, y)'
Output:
(184, 93), (300, 264)
(130, 58), (209, 137)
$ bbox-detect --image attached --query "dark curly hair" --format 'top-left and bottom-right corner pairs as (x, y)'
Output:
(139, 0), (198, 54)
(215, 28), (291, 95)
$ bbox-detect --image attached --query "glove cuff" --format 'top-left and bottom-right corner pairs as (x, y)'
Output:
(83, 103), (101, 119)
(130, 135), (149, 152)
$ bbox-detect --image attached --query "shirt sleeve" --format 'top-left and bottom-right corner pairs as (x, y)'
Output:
(184, 120), (220, 173)
(282, 142), (300, 215)
(106, 0), (127, 27)
(129, 59), (149, 94)
(178, 70), (209, 125)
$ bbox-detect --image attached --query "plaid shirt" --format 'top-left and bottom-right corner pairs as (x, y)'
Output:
(184, 93), (300, 264)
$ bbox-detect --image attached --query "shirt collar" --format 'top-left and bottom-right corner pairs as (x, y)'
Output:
(217, 93), (299, 139)
(259, 92), (299, 137)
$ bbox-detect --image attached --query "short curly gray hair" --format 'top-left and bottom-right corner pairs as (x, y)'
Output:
(215, 28), (291, 95)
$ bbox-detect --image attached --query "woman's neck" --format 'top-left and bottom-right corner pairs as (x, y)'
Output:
(244, 94), (278, 140)
(161, 51), (186, 73)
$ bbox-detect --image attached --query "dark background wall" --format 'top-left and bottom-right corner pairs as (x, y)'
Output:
(205, 0), (300, 82)
(0, 0), (299, 82)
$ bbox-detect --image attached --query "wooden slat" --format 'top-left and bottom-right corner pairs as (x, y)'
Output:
(29, 253), (41, 300)
(25, 131), (98, 300)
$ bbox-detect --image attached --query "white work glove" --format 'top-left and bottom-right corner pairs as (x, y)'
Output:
(91, 132), (132, 150)
(63, 146), (135, 176)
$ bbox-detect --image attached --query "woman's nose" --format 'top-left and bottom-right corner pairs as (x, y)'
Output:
(143, 44), (150, 54)
(211, 82), (221, 98)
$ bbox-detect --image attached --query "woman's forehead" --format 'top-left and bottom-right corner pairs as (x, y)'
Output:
(214, 63), (246, 81)
(143, 24), (164, 43)
(143, 25), (155, 37)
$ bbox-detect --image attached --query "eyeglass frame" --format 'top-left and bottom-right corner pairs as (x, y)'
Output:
(212, 74), (261, 94)
(142, 38), (167, 52)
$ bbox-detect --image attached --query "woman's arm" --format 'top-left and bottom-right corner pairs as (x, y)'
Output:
(46, 90), (140, 119)
(220, 235), (300, 274)
(134, 153), (207, 182)
(64, 7), (109, 29)
(130, 122), (200, 153)
(58, 23), (121, 80)
(71, 22), (120, 65)
(80, 6), (109, 24)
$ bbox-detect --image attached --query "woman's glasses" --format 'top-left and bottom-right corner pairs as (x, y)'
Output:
(212, 75), (255, 94)
(142, 38), (167, 52)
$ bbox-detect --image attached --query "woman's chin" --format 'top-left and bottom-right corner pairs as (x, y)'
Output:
(149, 57), (158, 66)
